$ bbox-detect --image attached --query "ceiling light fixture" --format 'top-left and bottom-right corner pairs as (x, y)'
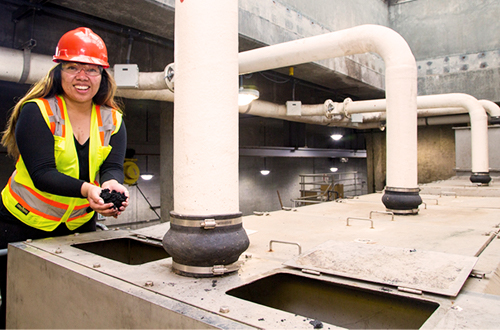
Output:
(140, 173), (153, 180)
(238, 87), (260, 106)
(331, 134), (343, 141)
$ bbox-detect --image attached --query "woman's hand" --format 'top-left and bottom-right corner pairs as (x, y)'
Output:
(101, 180), (130, 217)
(81, 181), (129, 218)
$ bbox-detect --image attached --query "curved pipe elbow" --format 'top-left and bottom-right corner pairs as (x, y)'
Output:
(238, 24), (415, 75)
(418, 93), (487, 123)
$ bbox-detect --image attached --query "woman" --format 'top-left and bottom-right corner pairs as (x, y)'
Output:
(0, 27), (128, 327)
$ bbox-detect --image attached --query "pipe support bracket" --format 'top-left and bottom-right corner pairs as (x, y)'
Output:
(18, 39), (37, 84)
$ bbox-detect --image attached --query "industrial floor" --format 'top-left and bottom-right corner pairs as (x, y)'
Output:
(6, 176), (500, 329)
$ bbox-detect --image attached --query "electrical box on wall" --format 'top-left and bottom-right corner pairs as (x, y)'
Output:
(286, 101), (302, 116)
(114, 64), (139, 88)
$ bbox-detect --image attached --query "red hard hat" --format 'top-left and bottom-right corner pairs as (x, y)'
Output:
(53, 27), (109, 68)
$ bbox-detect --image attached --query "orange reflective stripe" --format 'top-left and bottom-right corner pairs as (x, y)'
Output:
(41, 98), (53, 116)
(96, 105), (105, 145)
(74, 203), (90, 211)
(8, 178), (60, 222)
(96, 105), (102, 125)
(55, 96), (66, 137)
(40, 99), (56, 134)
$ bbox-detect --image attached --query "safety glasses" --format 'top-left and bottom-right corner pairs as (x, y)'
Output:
(61, 62), (103, 77)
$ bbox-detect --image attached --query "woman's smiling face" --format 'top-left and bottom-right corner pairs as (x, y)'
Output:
(60, 62), (102, 106)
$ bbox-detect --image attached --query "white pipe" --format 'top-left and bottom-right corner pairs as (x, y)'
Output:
(240, 99), (478, 128)
(239, 24), (418, 190)
(115, 89), (174, 102)
(344, 94), (490, 174)
(173, 0), (239, 215)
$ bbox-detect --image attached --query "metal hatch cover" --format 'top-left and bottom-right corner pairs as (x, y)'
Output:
(283, 240), (478, 297)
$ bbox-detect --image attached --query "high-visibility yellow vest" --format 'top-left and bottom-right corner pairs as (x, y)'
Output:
(1, 96), (123, 231)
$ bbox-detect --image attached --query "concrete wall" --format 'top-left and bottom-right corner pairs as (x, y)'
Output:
(390, 0), (500, 101)
(365, 131), (386, 193)
(417, 125), (456, 184)
(390, 0), (500, 60)
(366, 124), (457, 192)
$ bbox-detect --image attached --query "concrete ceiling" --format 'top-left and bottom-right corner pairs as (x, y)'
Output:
(48, 0), (176, 41)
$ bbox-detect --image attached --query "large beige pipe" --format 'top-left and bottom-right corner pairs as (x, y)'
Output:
(162, 0), (248, 277)
(173, 0), (239, 214)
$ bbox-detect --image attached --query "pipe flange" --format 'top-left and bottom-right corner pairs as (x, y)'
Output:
(342, 97), (353, 118)
(324, 99), (336, 119)
(164, 63), (175, 92)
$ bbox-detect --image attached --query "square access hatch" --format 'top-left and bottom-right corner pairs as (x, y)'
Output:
(284, 240), (478, 297)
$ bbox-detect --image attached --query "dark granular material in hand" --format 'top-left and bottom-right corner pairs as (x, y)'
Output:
(100, 189), (127, 209)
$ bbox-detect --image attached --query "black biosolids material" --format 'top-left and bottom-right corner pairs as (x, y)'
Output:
(100, 189), (127, 209)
